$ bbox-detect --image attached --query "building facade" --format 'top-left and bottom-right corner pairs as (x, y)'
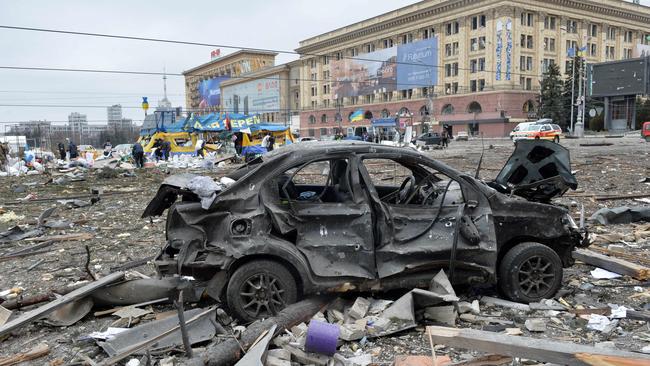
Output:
(183, 50), (278, 114)
(295, 0), (650, 138)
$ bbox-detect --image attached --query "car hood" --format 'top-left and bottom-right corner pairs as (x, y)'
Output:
(489, 140), (577, 202)
(141, 174), (206, 218)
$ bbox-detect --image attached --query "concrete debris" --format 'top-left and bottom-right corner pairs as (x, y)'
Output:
(348, 297), (371, 319)
(424, 305), (457, 326)
(524, 318), (547, 332)
(480, 296), (531, 311)
(590, 206), (650, 225)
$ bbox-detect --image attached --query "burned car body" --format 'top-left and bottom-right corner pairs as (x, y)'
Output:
(144, 140), (587, 321)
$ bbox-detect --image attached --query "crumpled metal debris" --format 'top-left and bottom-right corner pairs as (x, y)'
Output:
(0, 226), (44, 244)
(589, 206), (650, 225)
(44, 297), (94, 327)
(186, 176), (223, 209)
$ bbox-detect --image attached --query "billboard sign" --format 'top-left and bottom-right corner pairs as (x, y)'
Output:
(331, 37), (438, 98)
(198, 76), (229, 108)
(589, 58), (648, 97)
(222, 75), (280, 114)
(396, 38), (438, 89)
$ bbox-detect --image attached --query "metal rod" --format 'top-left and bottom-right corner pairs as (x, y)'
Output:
(174, 290), (194, 358)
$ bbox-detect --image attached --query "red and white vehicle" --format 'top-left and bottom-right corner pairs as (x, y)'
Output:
(512, 123), (563, 143)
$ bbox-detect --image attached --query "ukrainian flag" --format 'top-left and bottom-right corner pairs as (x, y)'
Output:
(349, 109), (364, 122)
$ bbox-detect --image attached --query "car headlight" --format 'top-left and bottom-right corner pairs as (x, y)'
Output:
(564, 214), (578, 229)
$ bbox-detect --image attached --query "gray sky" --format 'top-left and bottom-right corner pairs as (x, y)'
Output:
(1, 0), (648, 129)
(0, 0), (416, 128)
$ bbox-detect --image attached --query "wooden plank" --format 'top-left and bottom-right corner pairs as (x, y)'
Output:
(0, 343), (49, 366)
(573, 249), (650, 281)
(426, 326), (650, 366)
(0, 272), (124, 338)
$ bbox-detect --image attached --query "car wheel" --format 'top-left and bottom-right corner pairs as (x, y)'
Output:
(498, 242), (563, 303)
(226, 260), (298, 322)
(534, 136), (540, 140)
(553, 136), (560, 143)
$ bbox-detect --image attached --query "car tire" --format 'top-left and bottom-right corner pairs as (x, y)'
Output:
(498, 242), (563, 303)
(226, 260), (298, 322)
(534, 136), (540, 140)
(553, 136), (560, 143)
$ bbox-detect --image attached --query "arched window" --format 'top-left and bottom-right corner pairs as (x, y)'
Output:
(398, 107), (411, 116)
(321, 114), (328, 123)
(419, 105), (430, 116)
(380, 109), (390, 118)
(308, 115), (316, 124)
(441, 104), (454, 115)
(467, 101), (482, 114)
(523, 100), (536, 113)
(364, 110), (373, 119)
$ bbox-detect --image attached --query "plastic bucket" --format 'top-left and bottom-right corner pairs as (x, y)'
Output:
(304, 320), (340, 356)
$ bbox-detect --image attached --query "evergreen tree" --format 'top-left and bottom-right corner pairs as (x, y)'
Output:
(538, 63), (564, 126)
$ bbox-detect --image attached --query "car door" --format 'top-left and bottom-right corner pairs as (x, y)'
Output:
(359, 155), (498, 282)
(274, 155), (376, 279)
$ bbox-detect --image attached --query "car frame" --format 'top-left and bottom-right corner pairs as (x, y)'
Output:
(144, 141), (587, 321)
(456, 131), (469, 141)
(415, 132), (442, 146)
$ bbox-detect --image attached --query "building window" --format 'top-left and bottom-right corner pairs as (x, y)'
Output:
(445, 21), (459, 35)
(323, 70), (330, 79)
(471, 14), (486, 30)
(470, 59), (477, 73)
(470, 80), (477, 92)
(606, 45), (615, 60)
(309, 115), (316, 124)
(335, 52), (342, 61)
(566, 20), (578, 34)
(566, 40), (577, 53)
(365, 43), (376, 53)
(322, 55), (329, 65)
(401, 89), (413, 99)
(445, 42), (459, 56)
(588, 43), (597, 57)
(423, 27), (435, 39)
(402, 33), (413, 44)
(478, 79), (485, 91)
(310, 59), (317, 68)
(349, 48), (358, 57)
(520, 35), (533, 49)
(520, 77), (533, 90)
(644, 34), (650, 45)
(544, 37), (556, 52)
(311, 87), (317, 97)
(623, 48), (632, 59)
(470, 37), (486, 51)
(544, 16), (556, 30)
(380, 109), (390, 118)
(542, 58), (555, 73)
(441, 104), (454, 114)
(624, 30), (633, 43)
(607, 26), (616, 40)
(589, 24), (598, 37)
(520, 12), (533, 27)
(519, 56), (533, 71)
(444, 62), (459, 77)
(323, 84), (330, 94)
(383, 39), (394, 48)
(324, 99), (330, 107)
(478, 57), (485, 71)
(321, 114), (328, 123)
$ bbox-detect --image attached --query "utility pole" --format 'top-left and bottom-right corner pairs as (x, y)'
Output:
(575, 56), (585, 137)
(570, 59), (576, 135)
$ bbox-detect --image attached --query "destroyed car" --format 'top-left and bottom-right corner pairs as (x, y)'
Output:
(144, 140), (587, 321)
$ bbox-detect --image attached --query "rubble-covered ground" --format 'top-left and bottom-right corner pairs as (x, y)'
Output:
(0, 137), (649, 365)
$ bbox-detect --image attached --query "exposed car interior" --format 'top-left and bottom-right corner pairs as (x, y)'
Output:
(277, 158), (353, 203)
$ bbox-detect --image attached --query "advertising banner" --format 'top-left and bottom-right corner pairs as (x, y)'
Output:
(396, 38), (438, 89)
(222, 75), (280, 114)
(331, 38), (438, 98)
(198, 76), (229, 108)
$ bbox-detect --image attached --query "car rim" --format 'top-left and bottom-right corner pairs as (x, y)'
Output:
(239, 273), (286, 318)
(517, 256), (554, 297)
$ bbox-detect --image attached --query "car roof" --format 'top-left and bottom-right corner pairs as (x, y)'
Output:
(265, 141), (425, 161)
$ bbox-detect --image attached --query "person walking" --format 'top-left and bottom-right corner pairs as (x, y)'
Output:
(195, 137), (205, 158)
(132, 142), (144, 168)
(441, 129), (449, 148)
(261, 133), (271, 151)
(267, 133), (275, 152)
(57, 142), (66, 160)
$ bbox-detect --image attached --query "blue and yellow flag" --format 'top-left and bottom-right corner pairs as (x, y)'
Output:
(349, 109), (364, 122)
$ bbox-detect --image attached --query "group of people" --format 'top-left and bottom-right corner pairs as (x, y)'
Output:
(260, 132), (275, 152)
(56, 139), (78, 160)
(151, 138), (172, 161)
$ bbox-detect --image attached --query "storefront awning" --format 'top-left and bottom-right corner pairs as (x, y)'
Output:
(371, 117), (397, 127)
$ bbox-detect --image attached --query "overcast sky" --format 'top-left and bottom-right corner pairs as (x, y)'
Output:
(1, 0), (648, 129)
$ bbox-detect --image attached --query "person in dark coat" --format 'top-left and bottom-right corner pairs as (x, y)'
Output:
(57, 142), (66, 160)
(132, 142), (144, 168)
(67, 139), (78, 159)
(152, 138), (163, 161)
(162, 140), (171, 161)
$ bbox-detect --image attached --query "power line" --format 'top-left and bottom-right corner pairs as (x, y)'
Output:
(0, 24), (560, 80)
(0, 90), (183, 96)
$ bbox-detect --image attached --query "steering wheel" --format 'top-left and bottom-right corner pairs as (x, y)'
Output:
(419, 182), (439, 206)
(398, 176), (416, 204)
